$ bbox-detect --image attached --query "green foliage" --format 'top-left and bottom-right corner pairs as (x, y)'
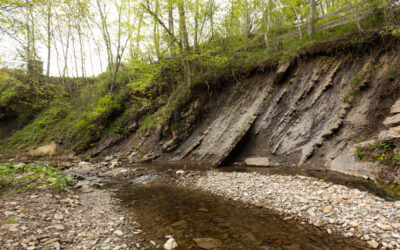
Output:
(0, 162), (73, 192)
(341, 63), (374, 104)
(355, 136), (366, 143)
(355, 146), (368, 160)
(139, 108), (166, 131)
(1, 217), (17, 224)
(112, 126), (129, 136)
(0, 105), (69, 153)
(381, 25), (400, 37)
(74, 94), (122, 145)
(355, 142), (400, 166)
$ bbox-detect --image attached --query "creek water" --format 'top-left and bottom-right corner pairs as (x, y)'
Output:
(103, 169), (370, 249)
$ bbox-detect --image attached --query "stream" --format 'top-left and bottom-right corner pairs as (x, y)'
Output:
(100, 164), (377, 249)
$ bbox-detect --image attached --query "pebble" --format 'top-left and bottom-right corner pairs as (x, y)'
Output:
(348, 221), (358, 227)
(376, 223), (393, 231)
(54, 212), (63, 220)
(163, 238), (178, 250)
(367, 240), (379, 248)
(322, 206), (332, 213)
(114, 230), (123, 236)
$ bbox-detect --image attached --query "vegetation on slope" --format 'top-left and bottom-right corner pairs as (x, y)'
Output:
(0, 0), (399, 156)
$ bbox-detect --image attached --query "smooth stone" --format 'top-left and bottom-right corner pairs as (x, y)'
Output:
(163, 238), (178, 250)
(170, 220), (188, 227)
(54, 212), (63, 220)
(376, 223), (393, 231)
(244, 157), (270, 167)
(194, 238), (222, 249)
(53, 224), (65, 230)
(8, 224), (19, 232)
(348, 221), (358, 227)
(176, 170), (185, 175)
(114, 230), (123, 236)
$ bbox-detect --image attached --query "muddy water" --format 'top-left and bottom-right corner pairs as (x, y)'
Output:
(105, 179), (368, 249)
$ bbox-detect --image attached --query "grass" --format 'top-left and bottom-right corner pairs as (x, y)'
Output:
(355, 142), (400, 166)
(1, 217), (17, 224)
(355, 136), (366, 143)
(0, 162), (74, 192)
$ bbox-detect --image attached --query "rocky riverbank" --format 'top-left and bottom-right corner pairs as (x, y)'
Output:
(2, 159), (400, 249)
(177, 170), (400, 249)
(0, 164), (144, 249)
(70, 159), (400, 249)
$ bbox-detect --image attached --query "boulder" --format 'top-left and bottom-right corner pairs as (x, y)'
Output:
(383, 113), (400, 127)
(244, 157), (270, 167)
(391, 100), (400, 114)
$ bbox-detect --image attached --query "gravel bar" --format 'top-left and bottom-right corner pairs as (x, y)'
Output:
(182, 170), (400, 249)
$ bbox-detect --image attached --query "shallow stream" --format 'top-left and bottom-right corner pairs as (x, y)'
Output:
(103, 167), (371, 249)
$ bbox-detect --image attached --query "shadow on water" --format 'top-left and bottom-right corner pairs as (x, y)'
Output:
(104, 180), (369, 249)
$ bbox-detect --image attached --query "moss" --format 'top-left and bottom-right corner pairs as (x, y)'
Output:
(379, 183), (400, 199)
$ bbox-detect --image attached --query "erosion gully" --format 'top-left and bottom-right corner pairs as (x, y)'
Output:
(101, 164), (387, 249)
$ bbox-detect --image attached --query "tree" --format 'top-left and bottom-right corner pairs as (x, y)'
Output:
(308, 0), (316, 37)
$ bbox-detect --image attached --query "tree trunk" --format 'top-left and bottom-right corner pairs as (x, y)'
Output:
(168, 0), (175, 53)
(178, 0), (192, 88)
(244, 0), (249, 50)
(209, 0), (214, 40)
(194, 0), (199, 54)
(153, 0), (160, 59)
(294, 7), (302, 39)
(347, 0), (363, 34)
(264, 0), (271, 48)
(308, 0), (316, 37)
(46, 1), (51, 80)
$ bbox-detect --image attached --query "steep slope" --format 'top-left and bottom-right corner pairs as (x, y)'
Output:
(105, 34), (400, 183)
